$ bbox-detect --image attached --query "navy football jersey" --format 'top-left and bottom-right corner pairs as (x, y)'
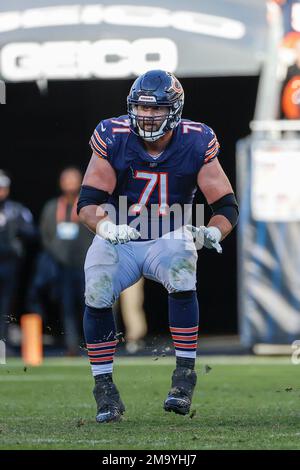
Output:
(89, 115), (220, 239)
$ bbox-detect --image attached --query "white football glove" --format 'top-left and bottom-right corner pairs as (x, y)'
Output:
(186, 225), (223, 254)
(97, 220), (140, 244)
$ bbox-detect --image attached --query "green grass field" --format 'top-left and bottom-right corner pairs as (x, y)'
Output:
(0, 356), (300, 450)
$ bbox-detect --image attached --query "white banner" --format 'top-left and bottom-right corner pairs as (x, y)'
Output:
(0, 0), (267, 81)
(251, 140), (300, 221)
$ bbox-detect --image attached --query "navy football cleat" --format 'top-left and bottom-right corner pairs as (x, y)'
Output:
(93, 374), (125, 423)
(164, 367), (197, 415)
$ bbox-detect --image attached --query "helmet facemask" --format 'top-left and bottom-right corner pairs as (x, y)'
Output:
(130, 105), (169, 142)
(127, 99), (184, 142)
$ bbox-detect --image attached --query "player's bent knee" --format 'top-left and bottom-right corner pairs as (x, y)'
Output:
(85, 269), (116, 308)
(167, 255), (197, 293)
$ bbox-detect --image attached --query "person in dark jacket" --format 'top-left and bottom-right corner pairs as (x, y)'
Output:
(39, 167), (93, 355)
(0, 170), (35, 341)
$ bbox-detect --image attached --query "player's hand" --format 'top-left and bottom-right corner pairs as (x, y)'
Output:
(97, 220), (140, 244)
(186, 225), (222, 254)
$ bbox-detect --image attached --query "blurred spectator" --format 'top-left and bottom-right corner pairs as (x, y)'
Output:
(29, 167), (93, 355)
(0, 170), (35, 342)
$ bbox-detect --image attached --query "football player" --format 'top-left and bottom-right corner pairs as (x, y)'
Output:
(77, 70), (239, 423)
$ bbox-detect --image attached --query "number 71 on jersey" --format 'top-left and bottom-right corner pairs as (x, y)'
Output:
(131, 170), (168, 216)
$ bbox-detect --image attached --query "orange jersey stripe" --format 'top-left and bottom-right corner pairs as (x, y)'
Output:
(208, 136), (217, 147)
(90, 145), (105, 159)
(204, 146), (219, 163)
(94, 129), (107, 148)
(91, 135), (107, 156)
(205, 142), (219, 156)
(91, 145), (107, 160)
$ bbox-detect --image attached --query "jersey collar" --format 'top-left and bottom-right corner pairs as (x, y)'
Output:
(127, 126), (181, 164)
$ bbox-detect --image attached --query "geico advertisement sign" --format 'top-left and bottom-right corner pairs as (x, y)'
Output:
(0, 5), (245, 39)
(0, 38), (178, 81)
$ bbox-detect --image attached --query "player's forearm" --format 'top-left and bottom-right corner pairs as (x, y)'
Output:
(207, 214), (233, 241)
(78, 205), (108, 234)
